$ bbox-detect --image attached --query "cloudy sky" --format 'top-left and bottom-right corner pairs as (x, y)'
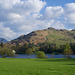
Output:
(0, 0), (75, 40)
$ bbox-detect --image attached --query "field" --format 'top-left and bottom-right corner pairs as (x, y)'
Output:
(0, 58), (75, 75)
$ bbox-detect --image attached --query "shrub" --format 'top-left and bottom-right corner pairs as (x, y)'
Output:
(36, 51), (45, 58)
(0, 47), (15, 58)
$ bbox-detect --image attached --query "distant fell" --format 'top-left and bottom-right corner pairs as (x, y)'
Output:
(0, 38), (8, 43)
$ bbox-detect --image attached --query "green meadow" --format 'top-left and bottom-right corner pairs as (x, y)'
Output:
(0, 58), (75, 75)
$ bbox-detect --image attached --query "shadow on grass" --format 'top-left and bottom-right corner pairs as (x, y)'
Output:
(34, 58), (75, 62)
(67, 64), (75, 65)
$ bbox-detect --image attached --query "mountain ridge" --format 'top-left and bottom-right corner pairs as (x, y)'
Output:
(8, 27), (75, 46)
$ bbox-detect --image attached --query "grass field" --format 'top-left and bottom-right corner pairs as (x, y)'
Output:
(0, 58), (75, 75)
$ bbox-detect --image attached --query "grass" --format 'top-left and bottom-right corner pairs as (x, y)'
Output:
(0, 58), (75, 75)
(46, 30), (75, 46)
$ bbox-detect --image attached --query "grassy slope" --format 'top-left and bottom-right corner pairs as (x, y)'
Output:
(46, 29), (75, 46)
(0, 58), (75, 75)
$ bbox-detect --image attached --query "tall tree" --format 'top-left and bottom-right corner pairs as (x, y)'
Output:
(64, 43), (73, 58)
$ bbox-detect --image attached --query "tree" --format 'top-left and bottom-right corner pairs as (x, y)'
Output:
(0, 47), (15, 58)
(51, 53), (54, 58)
(64, 43), (73, 58)
(36, 51), (45, 58)
(25, 48), (33, 58)
(0, 39), (3, 47)
(70, 43), (75, 54)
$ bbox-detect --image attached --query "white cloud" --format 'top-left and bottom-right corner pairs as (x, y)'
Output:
(12, 0), (46, 15)
(65, 3), (75, 13)
(38, 5), (65, 30)
(64, 3), (75, 28)
(41, 6), (64, 20)
(0, 0), (20, 9)
(0, 0), (46, 40)
(0, 0), (74, 40)
(51, 21), (65, 29)
(0, 23), (17, 40)
(9, 13), (22, 19)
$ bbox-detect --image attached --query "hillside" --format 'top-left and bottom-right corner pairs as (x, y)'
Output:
(0, 38), (8, 43)
(8, 27), (75, 46)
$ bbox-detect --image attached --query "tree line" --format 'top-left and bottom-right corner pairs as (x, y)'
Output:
(12, 42), (75, 54)
(11, 42), (74, 58)
(0, 41), (74, 58)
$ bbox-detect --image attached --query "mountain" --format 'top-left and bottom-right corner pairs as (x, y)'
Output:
(8, 27), (75, 46)
(0, 38), (8, 43)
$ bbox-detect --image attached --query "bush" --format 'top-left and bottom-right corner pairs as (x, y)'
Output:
(0, 47), (15, 58)
(36, 51), (45, 58)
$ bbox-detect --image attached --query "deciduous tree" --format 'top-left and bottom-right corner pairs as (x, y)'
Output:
(64, 43), (73, 58)
(25, 48), (33, 58)
(0, 47), (15, 58)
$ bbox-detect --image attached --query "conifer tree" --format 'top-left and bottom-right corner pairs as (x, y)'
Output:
(0, 39), (3, 47)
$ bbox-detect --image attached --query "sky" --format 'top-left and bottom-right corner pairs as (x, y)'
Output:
(0, 0), (75, 40)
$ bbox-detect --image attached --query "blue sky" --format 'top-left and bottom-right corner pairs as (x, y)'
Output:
(0, 0), (75, 40)
(41, 0), (75, 13)
(45, 0), (75, 6)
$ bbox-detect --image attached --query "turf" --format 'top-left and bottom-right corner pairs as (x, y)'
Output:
(0, 58), (75, 75)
